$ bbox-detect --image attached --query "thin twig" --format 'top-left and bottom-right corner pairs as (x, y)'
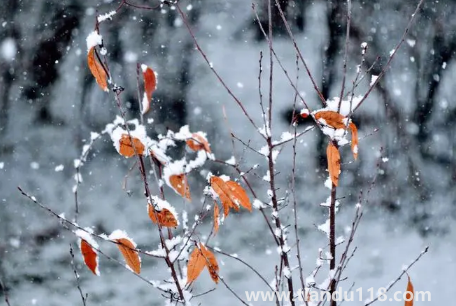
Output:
(69, 244), (88, 306)
(0, 276), (11, 306)
(364, 246), (429, 306)
(352, 0), (426, 113)
(272, 0), (327, 106)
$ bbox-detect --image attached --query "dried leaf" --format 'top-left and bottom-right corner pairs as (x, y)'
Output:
(87, 47), (108, 92)
(80, 239), (99, 276)
(349, 122), (358, 160)
(213, 203), (220, 235)
(327, 142), (340, 186)
(186, 245), (206, 284)
(119, 134), (145, 157)
(115, 238), (141, 274)
(169, 174), (191, 200)
(314, 111), (345, 129)
(226, 181), (252, 211)
(141, 65), (156, 114)
(186, 133), (211, 153)
(405, 274), (414, 306)
(148, 204), (178, 227)
(211, 176), (252, 217)
(200, 243), (219, 284)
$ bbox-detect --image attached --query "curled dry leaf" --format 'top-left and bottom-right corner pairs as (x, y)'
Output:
(210, 176), (251, 217)
(314, 111), (345, 129)
(114, 238), (141, 274)
(119, 134), (145, 157)
(405, 274), (414, 306)
(186, 243), (219, 285)
(186, 133), (211, 153)
(80, 239), (99, 276)
(169, 174), (191, 201)
(141, 65), (157, 114)
(87, 47), (108, 92)
(200, 244), (219, 284)
(213, 203), (220, 235)
(148, 204), (178, 227)
(327, 142), (340, 186)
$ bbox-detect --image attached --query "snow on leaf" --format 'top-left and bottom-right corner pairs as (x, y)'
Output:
(86, 31), (102, 52)
(169, 174), (191, 200)
(186, 133), (211, 154)
(109, 230), (141, 274)
(111, 125), (148, 158)
(315, 111), (346, 129)
(141, 64), (157, 114)
(148, 203), (178, 228)
(327, 142), (340, 186)
(87, 46), (108, 92)
(75, 229), (100, 276)
(118, 134), (145, 157)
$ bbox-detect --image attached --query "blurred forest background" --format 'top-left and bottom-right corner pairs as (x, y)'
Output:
(0, 0), (455, 305)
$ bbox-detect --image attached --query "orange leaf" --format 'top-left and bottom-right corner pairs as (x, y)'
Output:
(226, 181), (252, 211)
(148, 204), (178, 227)
(314, 111), (346, 129)
(186, 133), (211, 153)
(141, 65), (156, 114)
(349, 122), (358, 160)
(87, 47), (108, 92)
(404, 274), (414, 306)
(115, 238), (141, 274)
(213, 203), (220, 235)
(169, 174), (191, 200)
(327, 142), (340, 186)
(119, 134), (145, 157)
(80, 239), (99, 276)
(211, 176), (238, 217)
(186, 245), (206, 284)
(200, 243), (219, 284)
(211, 176), (251, 217)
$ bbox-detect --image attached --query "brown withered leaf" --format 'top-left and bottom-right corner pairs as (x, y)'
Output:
(148, 204), (178, 227)
(200, 244), (219, 284)
(327, 142), (340, 186)
(119, 134), (145, 157)
(115, 238), (141, 274)
(87, 47), (108, 92)
(186, 133), (211, 153)
(169, 174), (191, 200)
(80, 239), (99, 276)
(186, 246), (206, 284)
(405, 274), (414, 306)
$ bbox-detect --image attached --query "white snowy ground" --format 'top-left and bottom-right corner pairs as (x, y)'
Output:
(0, 0), (454, 305)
